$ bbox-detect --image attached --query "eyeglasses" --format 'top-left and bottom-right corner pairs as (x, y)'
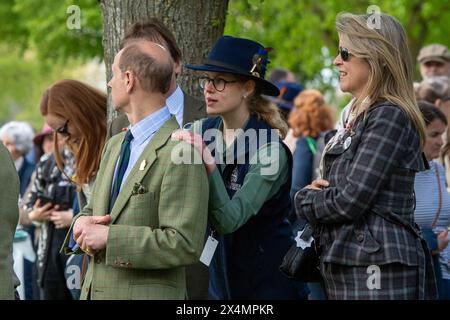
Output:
(199, 76), (237, 92)
(55, 120), (70, 137)
(338, 46), (352, 62)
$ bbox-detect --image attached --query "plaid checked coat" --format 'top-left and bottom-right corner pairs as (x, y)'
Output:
(295, 102), (437, 299)
(0, 143), (19, 300)
(62, 117), (209, 300)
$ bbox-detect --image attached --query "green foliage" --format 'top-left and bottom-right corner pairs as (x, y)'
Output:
(0, 0), (103, 61)
(0, 1), (103, 129)
(0, 0), (449, 123)
(0, 46), (87, 129)
(225, 0), (450, 109)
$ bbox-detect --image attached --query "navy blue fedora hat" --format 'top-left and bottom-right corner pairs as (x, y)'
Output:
(185, 36), (280, 96)
(269, 81), (303, 110)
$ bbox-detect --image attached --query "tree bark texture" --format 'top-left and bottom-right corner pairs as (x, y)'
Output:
(100, 0), (229, 121)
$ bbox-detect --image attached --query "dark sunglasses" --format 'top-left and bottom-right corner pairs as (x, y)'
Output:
(55, 120), (70, 137)
(339, 46), (352, 62)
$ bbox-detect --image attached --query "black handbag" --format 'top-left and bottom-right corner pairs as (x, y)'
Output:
(279, 223), (322, 282)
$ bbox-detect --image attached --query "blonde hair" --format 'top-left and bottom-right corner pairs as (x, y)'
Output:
(336, 12), (426, 146)
(236, 75), (288, 138)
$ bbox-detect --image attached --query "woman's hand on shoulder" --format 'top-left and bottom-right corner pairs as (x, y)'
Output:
(172, 130), (217, 175)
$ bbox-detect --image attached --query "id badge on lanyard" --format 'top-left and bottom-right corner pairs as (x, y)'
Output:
(199, 230), (219, 267)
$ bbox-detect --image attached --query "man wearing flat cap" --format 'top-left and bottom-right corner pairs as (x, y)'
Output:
(418, 43), (450, 79)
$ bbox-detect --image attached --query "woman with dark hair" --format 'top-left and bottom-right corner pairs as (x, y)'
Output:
(174, 36), (308, 299)
(418, 76), (450, 187)
(294, 13), (436, 299)
(414, 101), (450, 300)
(19, 124), (58, 228)
(23, 125), (76, 300)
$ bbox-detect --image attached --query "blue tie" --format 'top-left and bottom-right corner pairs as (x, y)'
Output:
(68, 130), (134, 252)
(109, 130), (134, 212)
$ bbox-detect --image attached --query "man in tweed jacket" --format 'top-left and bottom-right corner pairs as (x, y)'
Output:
(62, 42), (208, 299)
(0, 143), (20, 300)
(105, 20), (208, 300)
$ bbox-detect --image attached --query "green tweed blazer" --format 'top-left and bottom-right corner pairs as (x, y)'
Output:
(0, 143), (20, 300)
(62, 117), (209, 300)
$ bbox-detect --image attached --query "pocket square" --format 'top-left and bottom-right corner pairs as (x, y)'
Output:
(131, 182), (148, 196)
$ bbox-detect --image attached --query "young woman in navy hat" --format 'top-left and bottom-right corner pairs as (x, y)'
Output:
(173, 36), (308, 299)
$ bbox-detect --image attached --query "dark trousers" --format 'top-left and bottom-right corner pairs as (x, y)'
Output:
(186, 263), (209, 299)
(23, 258), (35, 300)
(40, 229), (72, 300)
(439, 279), (450, 300)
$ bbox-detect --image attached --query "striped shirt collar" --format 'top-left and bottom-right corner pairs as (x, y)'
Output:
(166, 85), (184, 126)
(128, 106), (171, 146)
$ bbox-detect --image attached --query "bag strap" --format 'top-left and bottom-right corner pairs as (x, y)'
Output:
(372, 163), (441, 239)
(372, 209), (420, 239)
(81, 254), (89, 281)
(431, 162), (442, 229)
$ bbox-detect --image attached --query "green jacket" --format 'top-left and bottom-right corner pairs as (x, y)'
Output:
(62, 117), (209, 300)
(0, 143), (19, 300)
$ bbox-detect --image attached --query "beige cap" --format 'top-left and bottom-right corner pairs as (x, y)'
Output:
(418, 44), (450, 64)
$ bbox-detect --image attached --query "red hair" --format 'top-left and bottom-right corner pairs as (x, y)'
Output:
(40, 79), (107, 187)
(288, 89), (334, 138)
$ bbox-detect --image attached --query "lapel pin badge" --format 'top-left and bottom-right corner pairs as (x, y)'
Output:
(343, 136), (352, 150)
(139, 159), (147, 171)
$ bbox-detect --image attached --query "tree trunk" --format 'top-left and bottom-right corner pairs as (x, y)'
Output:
(100, 0), (229, 121)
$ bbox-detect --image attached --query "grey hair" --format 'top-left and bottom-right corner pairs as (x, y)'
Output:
(424, 76), (450, 97)
(0, 121), (35, 155)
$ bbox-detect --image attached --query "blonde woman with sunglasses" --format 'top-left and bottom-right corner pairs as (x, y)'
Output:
(295, 13), (437, 299)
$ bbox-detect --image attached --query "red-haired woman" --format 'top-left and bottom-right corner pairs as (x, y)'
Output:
(287, 89), (334, 299)
(288, 89), (334, 201)
(39, 79), (107, 299)
(40, 79), (107, 193)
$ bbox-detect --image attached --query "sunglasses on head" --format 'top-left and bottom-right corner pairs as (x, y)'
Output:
(338, 46), (351, 62)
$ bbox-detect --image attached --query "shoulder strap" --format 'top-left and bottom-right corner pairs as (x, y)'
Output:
(372, 209), (420, 239)
(431, 162), (442, 229)
(201, 116), (221, 134)
(305, 137), (317, 155)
